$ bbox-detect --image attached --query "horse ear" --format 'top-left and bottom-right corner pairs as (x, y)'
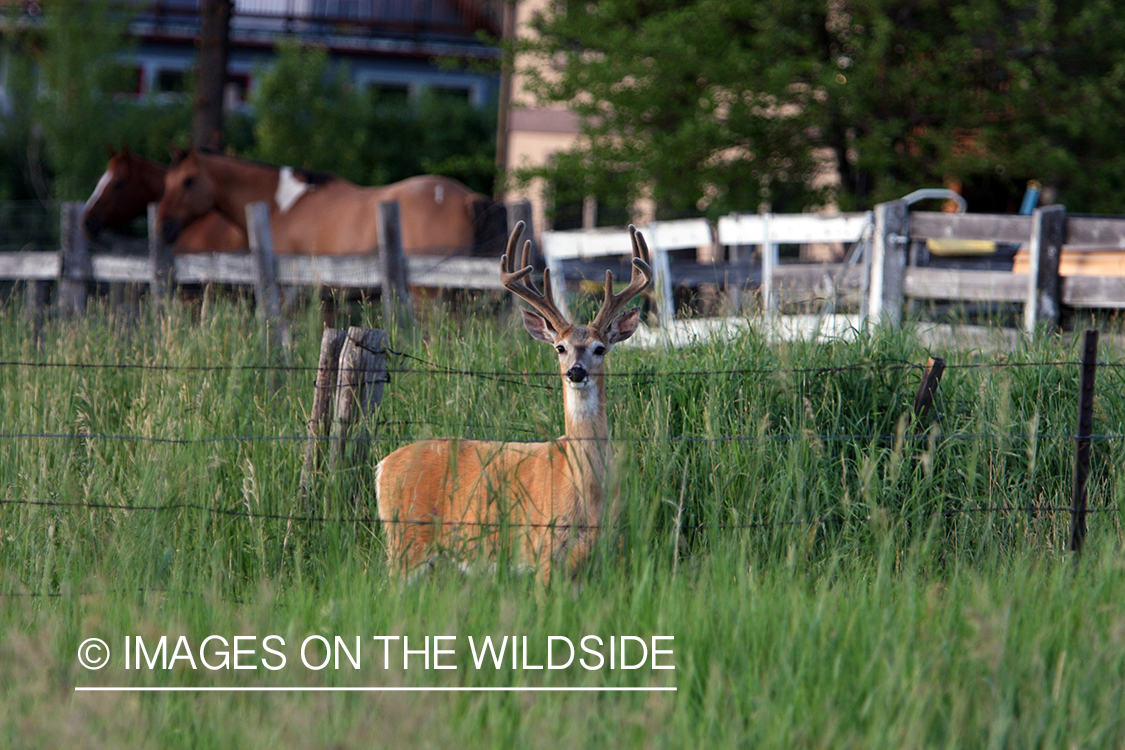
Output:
(121, 144), (132, 158)
(106, 145), (117, 158)
(169, 143), (187, 165)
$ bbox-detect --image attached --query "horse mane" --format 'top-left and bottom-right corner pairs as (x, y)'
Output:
(292, 168), (336, 186)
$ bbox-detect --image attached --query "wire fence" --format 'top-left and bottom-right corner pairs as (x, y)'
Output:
(1, 351), (1123, 442)
(2, 349), (1121, 534)
(0, 496), (1112, 530)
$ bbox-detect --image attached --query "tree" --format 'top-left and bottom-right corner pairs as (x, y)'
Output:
(250, 44), (498, 195)
(193, 0), (232, 151)
(380, 89), (497, 193)
(249, 44), (372, 182)
(519, 0), (1125, 216)
(29, 0), (130, 200)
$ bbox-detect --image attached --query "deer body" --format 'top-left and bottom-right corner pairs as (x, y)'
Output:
(374, 224), (650, 583)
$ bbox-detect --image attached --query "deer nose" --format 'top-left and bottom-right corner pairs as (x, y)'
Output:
(567, 365), (588, 383)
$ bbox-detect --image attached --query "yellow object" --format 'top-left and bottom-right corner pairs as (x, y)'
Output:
(926, 238), (998, 256)
(1012, 248), (1125, 277)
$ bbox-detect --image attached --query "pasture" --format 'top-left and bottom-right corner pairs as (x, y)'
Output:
(2, 290), (1125, 748)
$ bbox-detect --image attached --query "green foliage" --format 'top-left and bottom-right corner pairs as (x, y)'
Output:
(248, 44), (497, 193)
(520, 0), (1125, 215)
(520, 0), (819, 219)
(411, 89), (498, 192)
(0, 34), (36, 202)
(1, 296), (1124, 745)
(0, 27), (495, 203)
(0, 18), (255, 205)
(32, 0), (131, 200)
(249, 44), (372, 182)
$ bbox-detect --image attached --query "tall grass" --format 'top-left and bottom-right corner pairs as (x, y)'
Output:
(1, 290), (1124, 748)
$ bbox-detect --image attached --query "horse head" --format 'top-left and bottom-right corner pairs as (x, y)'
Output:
(158, 147), (219, 244)
(81, 146), (162, 239)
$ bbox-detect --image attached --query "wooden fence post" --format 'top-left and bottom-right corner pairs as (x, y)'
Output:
(329, 327), (388, 479)
(148, 202), (175, 310)
(913, 356), (946, 426)
(1069, 328), (1098, 556)
(643, 221), (678, 328)
(246, 201), (291, 353)
(1024, 205), (1066, 334)
(378, 200), (413, 330)
(24, 278), (49, 329)
(57, 201), (91, 316)
(867, 200), (909, 325)
(298, 327), (349, 508)
(760, 213), (777, 316)
(507, 199), (535, 266)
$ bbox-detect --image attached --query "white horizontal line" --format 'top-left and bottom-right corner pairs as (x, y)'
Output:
(75, 686), (676, 693)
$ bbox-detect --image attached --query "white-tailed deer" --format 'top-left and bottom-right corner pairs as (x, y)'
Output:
(374, 222), (652, 583)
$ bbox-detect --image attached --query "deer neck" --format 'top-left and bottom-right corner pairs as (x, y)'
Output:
(562, 374), (612, 481)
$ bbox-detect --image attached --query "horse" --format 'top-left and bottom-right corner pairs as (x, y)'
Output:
(156, 147), (507, 258)
(80, 147), (247, 253)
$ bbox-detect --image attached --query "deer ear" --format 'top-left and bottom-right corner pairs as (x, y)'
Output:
(605, 307), (640, 344)
(520, 309), (557, 344)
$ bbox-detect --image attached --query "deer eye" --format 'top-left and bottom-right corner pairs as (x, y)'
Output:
(555, 344), (566, 354)
(593, 345), (606, 356)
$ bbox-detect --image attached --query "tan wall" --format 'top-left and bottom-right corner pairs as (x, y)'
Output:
(502, 0), (581, 236)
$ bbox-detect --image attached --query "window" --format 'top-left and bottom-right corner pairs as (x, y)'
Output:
(155, 69), (187, 94)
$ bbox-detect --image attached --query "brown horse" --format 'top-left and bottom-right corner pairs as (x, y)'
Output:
(80, 147), (247, 253)
(156, 147), (506, 257)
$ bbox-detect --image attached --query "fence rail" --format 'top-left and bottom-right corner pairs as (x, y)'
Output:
(4, 199), (1125, 335)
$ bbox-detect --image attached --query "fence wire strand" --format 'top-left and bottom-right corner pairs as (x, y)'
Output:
(5, 353), (1120, 381)
(1, 497), (1112, 531)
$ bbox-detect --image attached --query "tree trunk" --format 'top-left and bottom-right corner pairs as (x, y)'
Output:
(193, 0), (232, 151)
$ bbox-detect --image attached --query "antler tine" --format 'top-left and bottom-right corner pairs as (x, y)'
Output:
(499, 222), (570, 331)
(590, 225), (654, 332)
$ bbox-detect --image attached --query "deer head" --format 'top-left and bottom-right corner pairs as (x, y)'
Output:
(501, 222), (651, 400)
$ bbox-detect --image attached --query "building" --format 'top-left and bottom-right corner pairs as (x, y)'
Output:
(498, 0), (583, 233)
(4, 1), (502, 110)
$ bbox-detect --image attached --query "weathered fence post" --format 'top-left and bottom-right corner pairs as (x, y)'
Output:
(23, 279), (49, 320)
(507, 198), (535, 265)
(867, 200), (909, 325)
(1069, 328), (1098, 556)
(1023, 205), (1066, 334)
(246, 201), (291, 353)
(642, 222), (677, 328)
(378, 200), (413, 331)
(726, 235), (749, 314)
(298, 327), (349, 508)
(148, 202), (175, 310)
(329, 327), (388, 479)
(57, 201), (91, 316)
(760, 212), (777, 316)
(913, 356), (946, 426)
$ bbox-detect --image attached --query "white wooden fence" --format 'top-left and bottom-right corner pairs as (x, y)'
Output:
(4, 198), (1125, 335)
(540, 218), (713, 327)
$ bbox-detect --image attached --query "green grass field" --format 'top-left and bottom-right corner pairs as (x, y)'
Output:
(2, 292), (1124, 748)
